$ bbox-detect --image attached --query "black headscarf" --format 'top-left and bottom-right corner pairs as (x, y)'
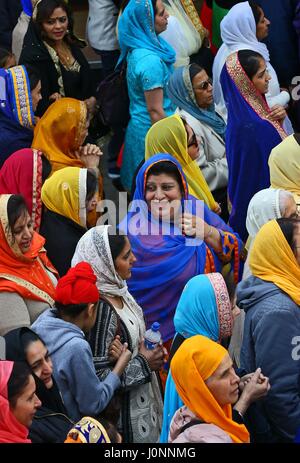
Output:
(4, 327), (67, 414)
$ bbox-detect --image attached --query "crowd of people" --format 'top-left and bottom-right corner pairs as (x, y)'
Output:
(0, 0), (300, 445)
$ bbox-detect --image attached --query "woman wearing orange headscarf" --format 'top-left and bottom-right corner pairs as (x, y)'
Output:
(169, 335), (250, 443)
(32, 97), (103, 225)
(0, 194), (58, 336)
(238, 218), (300, 443)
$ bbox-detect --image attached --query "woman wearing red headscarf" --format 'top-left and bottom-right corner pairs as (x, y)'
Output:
(0, 360), (41, 443)
(0, 149), (51, 232)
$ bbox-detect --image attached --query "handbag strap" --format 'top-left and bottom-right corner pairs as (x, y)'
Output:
(180, 419), (204, 434)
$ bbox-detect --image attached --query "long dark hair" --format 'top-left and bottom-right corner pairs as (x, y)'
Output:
(238, 49), (264, 80)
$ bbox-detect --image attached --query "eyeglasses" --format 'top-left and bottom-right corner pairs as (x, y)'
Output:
(187, 130), (198, 148)
(193, 77), (213, 91)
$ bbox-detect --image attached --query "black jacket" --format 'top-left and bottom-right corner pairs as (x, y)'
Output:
(19, 20), (95, 116)
(40, 210), (86, 277)
(30, 407), (74, 443)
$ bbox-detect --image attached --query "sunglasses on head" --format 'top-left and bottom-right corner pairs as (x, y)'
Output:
(193, 77), (213, 91)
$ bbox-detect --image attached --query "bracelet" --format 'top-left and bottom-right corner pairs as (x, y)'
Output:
(204, 225), (213, 240)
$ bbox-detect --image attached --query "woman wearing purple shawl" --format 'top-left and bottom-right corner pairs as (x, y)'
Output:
(119, 153), (242, 346)
(220, 49), (288, 242)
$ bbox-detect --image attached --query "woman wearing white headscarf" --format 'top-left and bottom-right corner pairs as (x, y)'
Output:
(160, 0), (207, 67)
(71, 225), (163, 443)
(212, 1), (293, 134)
(229, 187), (297, 366)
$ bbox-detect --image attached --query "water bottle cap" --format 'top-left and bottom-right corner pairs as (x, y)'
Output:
(151, 322), (160, 331)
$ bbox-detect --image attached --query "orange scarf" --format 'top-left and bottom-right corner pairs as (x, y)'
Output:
(0, 195), (57, 304)
(32, 98), (87, 173)
(171, 335), (250, 443)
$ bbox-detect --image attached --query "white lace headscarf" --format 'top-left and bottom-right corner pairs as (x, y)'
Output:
(71, 225), (145, 330)
(246, 188), (283, 238)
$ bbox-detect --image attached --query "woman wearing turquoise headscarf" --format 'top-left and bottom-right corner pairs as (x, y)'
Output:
(160, 272), (234, 442)
(0, 64), (41, 167)
(117, 0), (176, 191)
(167, 63), (228, 218)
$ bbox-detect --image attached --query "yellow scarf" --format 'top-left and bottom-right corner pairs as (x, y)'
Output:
(269, 134), (300, 204)
(145, 114), (218, 210)
(171, 335), (250, 443)
(41, 167), (87, 228)
(249, 219), (300, 305)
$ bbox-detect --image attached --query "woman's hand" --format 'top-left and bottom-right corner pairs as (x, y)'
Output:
(112, 342), (132, 376)
(108, 335), (123, 363)
(267, 105), (287, 123)
(49, 92), (62, 103)
(139, 340), (165, 371)
(234, 368), (270, 416)
(85, 96), (97, 117)
(74, 143), (102, 169)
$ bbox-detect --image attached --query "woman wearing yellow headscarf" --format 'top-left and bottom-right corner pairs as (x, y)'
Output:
(269, 134), (300, 205)
(169, 335), (250, 443)
(32, 97), (103, 226)
(145, 114), (218, 211)
(238, 218), (300, 442)
(40, 166), (98, 276)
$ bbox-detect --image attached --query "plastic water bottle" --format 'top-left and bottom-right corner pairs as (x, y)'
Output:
(144, 322), (162, 350)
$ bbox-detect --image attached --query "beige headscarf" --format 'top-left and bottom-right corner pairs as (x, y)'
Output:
(269, 134), (300, 204)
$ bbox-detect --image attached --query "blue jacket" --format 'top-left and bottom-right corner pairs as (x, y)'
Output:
(238, 276), (300, 442)
(31, 309), (120, 422)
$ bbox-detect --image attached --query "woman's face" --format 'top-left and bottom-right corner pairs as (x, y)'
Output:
(114, 237), (137, 280)
(154, 0), (169, 34)
(26, 340), (54, 390)
(192, 70), (213, 109)
(145, 172), (182, 221)
(31, 80), (42, 112)
(42, 7), (69, 42)
(256, 7), (270, 41)
(184, 122), (199, 161)
(12, 211), (34, 254)
(251, 58), (271, 94)
(205, 354), (240, 406)
(10, 375), (41, 428)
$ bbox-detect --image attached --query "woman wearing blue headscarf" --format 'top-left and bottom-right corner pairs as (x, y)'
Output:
(160, 272), (234, 442)
(119, 154), (242, 347)
(117, 0), (176, 191)
(0, 64), (41, 168)
(167, 63), (228, 218)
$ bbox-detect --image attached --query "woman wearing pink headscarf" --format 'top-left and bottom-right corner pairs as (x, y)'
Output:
(0, 360), (41, 443)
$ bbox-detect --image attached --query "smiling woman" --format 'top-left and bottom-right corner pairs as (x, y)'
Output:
(0, 194), (58, 336)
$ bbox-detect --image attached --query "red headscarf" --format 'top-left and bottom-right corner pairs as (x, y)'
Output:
(55, 262), (99, 305)
(0, 149), (44, 231)
(0, 361), (31, 443)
